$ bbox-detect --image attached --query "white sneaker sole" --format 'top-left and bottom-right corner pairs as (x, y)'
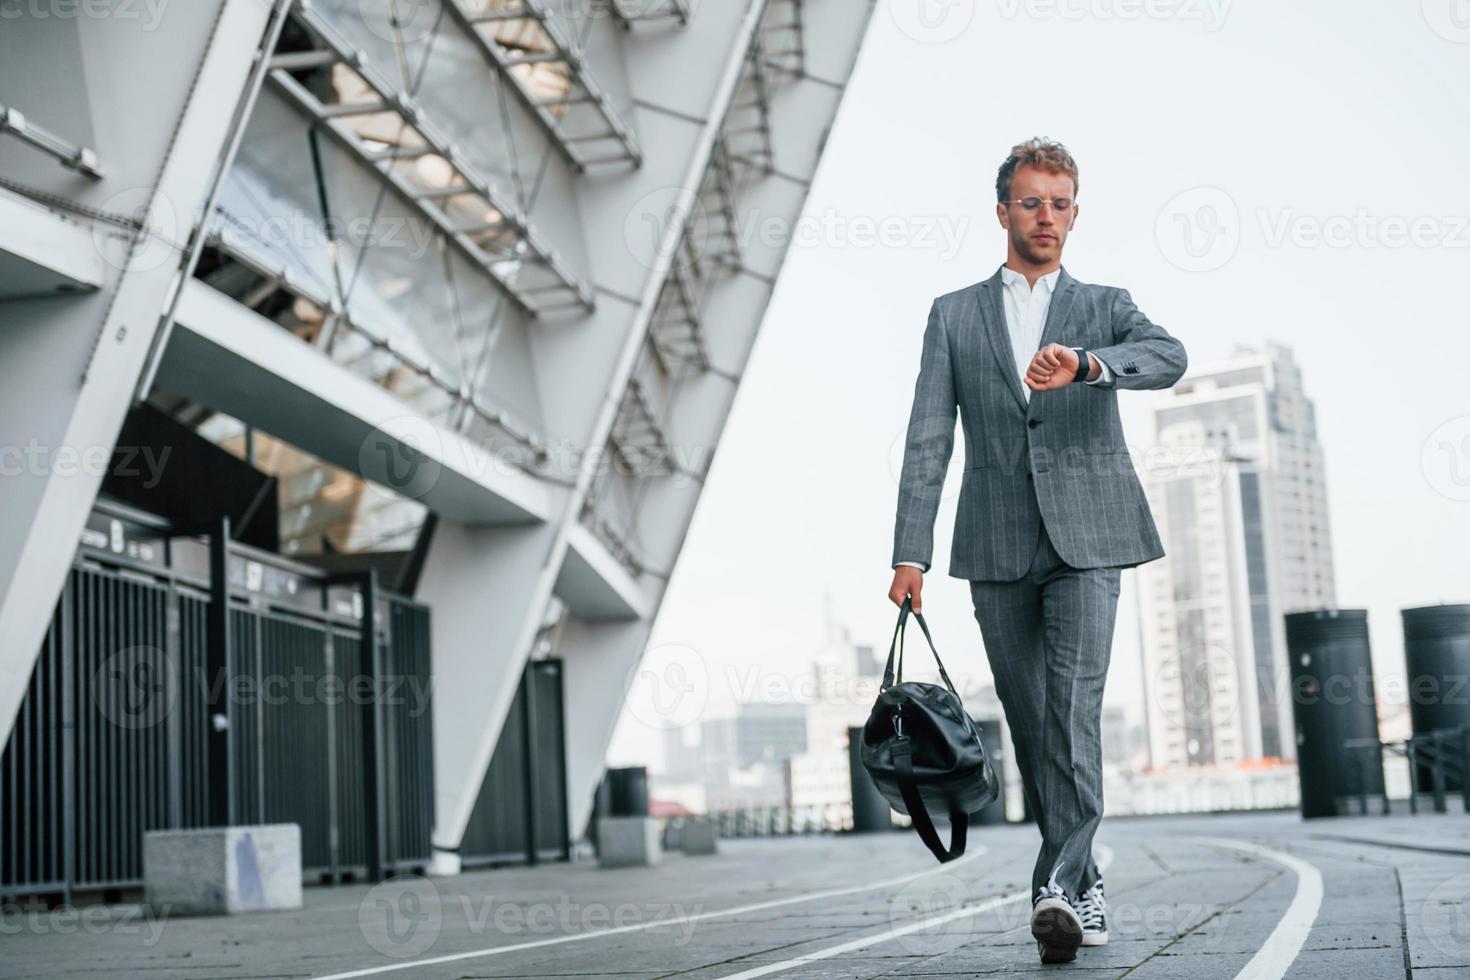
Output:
(1080, 929), (1109, 946)
(1030, 897), (1082, 963)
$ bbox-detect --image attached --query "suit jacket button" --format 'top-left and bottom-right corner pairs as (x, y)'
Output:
(1027, 419), (1040, 429)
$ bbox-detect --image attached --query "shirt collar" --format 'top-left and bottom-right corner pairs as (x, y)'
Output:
(1000, 264), (1061, 294)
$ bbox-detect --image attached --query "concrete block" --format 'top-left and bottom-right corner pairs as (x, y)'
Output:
(597, 815), (661, 868)
(678, 817), (718, 856)
(144, 823), (303, 915)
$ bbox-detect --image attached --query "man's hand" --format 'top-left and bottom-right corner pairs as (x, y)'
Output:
(889, 565), (925, 612)
(1024, 342), (1091, 391)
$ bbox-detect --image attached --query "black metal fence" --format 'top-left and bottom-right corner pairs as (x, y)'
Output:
(459, 657), (569, 868)
(0, 501), (436, 902)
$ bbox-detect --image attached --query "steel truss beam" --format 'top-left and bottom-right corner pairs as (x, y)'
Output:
(583, 0), (809, 573)
(269, 5), (596, 318)
(760, 0), (805, 80)
(608, 0), (690, 29)
(201, 230), (547, 461)
(445, 0), (642, 170)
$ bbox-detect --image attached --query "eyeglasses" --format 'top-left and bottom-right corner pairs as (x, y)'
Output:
(1003, 196), (1075, 214)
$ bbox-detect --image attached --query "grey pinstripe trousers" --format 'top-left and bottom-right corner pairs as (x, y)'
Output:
(969, 516), (1120, 902)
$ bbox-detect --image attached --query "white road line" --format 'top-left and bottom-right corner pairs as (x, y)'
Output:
(708, 843), (1115, 980)
(307, 845), (987, 980)
(1201, 837), (1324, 980)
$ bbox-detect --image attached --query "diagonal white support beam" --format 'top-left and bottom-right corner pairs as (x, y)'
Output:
(421, 0), (775, 865)
(0, 0), (280, 749)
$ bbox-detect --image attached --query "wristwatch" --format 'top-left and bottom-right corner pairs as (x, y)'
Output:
(1069, 347), (1091, 384)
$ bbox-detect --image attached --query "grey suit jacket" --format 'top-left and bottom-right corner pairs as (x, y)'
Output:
(892, 264), (1188, 581)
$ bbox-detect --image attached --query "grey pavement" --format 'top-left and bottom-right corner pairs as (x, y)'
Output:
(4, 811), (1470, 979)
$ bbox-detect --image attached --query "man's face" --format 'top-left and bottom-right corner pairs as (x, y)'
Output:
(996, 164), (1078, 265)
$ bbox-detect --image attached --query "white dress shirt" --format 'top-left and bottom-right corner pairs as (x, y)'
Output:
(895, 265), (1115, 572)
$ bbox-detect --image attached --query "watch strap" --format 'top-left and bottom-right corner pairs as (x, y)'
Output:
(1070, 347), (1090, 384)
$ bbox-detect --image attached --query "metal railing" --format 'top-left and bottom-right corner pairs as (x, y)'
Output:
(1343, 725), (1470, 816)
(659, 804), (855, 846)
(0, 502), (436, 902)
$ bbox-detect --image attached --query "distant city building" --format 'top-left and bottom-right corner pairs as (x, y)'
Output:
(734, 702), (809, 768)
(786, 748), (853, 809)
(661, 726), (704, 783)
(693, 703), (807, 810)
(1138, 342), (1337, 770)
(1101, 705), (1149, 771)
(806, 597), (885, 753)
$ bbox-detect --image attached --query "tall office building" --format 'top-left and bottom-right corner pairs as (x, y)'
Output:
(1138, 342), (1337, 770)
(805, 601), (882, 754)
(0, 1), (874, 900)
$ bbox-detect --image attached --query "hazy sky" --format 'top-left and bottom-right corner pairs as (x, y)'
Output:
(608, 0), (1470, 769)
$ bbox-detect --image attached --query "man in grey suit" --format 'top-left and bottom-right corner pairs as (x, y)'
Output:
(887, 138), (1187, 965)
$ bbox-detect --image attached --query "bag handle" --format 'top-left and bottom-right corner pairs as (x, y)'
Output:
(892, 738), (968, 862)
(881, 596), (960, 697)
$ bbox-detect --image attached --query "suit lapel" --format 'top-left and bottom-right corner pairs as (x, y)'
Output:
(1035, 266), (1079, 356)
(976, 267), (1028, 415)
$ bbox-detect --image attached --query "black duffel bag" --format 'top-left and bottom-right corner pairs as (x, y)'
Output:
(860, 596), (1000, 863)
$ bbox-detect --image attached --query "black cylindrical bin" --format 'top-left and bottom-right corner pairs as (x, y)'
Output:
(606, 765), (650, 817)
(1286, 609), (1384, 818)
(849, 726), (892, 833)
(971, 718), (1008, 826)
(1402, 603), (1470, 792)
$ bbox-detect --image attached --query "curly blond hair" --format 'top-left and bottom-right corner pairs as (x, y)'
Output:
(996, 138), (1079, 202)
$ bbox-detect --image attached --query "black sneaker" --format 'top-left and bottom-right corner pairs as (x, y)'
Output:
(1076, 879), (1109, 946)
(1029, 865), (1082, 964)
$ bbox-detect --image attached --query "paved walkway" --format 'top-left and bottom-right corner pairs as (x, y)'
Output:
(4, 811), (1470, 979)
